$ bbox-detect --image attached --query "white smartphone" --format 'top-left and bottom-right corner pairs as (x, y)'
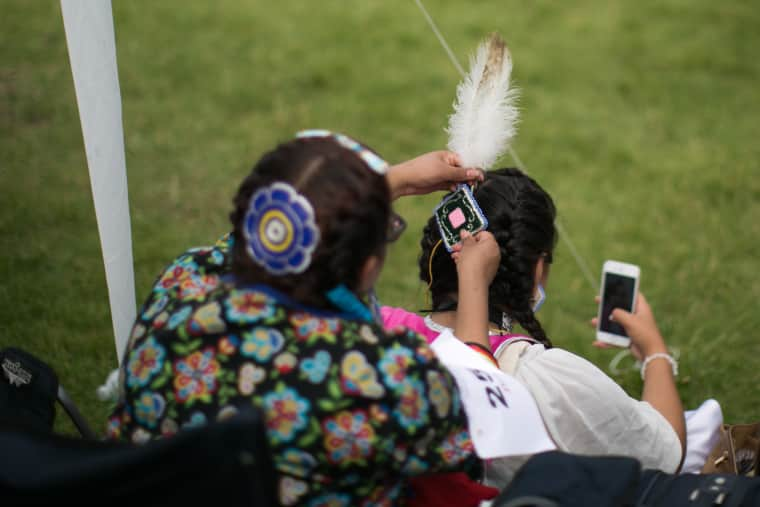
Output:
(596, 260), (640, 347)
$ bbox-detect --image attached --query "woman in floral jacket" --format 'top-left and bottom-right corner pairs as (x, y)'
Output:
(108, 131), (497, 506)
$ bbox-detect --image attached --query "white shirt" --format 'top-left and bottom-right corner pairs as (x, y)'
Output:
(485, 342), (682, 488)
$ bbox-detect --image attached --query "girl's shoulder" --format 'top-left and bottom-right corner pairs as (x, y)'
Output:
(490, 334), (542, 359)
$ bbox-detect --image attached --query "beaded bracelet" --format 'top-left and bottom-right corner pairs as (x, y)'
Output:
(465, 341), (499, 368)
(640, 352), (678, 380)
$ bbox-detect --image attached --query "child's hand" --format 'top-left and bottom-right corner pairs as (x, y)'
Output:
(451, 230), (501, 286)
(590, 293), (668, 360)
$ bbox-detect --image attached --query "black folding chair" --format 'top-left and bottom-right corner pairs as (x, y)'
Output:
(491, 451), (641, 507)
(0, 408), (278, 506)
(491, 451), (760, 507)
(0, 346), (96, 438)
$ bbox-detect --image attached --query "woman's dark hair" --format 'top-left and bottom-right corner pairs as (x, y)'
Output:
(419, 168), (557, 347)
(230, 136), (390, 308)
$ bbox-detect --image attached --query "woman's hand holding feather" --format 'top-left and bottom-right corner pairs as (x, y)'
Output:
(387, 150), (483, 200)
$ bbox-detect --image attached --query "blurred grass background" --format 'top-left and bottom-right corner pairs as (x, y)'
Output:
(1, 0), (759, 435)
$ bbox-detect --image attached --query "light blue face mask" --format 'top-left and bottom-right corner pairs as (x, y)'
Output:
(532, 284), (546, 313)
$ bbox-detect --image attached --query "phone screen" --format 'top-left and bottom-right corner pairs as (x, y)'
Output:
(599, 273), (636, 337)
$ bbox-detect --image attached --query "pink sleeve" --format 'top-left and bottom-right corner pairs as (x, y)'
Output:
(380, 306), (403, 328)
(380, 306), (439, 344)
(490, 333), (538, 357)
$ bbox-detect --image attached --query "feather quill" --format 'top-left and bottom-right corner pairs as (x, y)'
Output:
(446, 33), (519, 169)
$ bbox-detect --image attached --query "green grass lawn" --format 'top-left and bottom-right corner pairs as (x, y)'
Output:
(2, 0), (759, 435)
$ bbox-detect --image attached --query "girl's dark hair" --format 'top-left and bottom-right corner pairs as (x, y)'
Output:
(419, 168), (557, 347)
(230, 136), (390, 308)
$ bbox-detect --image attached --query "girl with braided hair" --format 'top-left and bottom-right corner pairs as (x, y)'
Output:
(382, 168), (686, 488)
(417, 168), (556, 349)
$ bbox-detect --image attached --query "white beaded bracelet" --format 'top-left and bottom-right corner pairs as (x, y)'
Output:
(640, 352), (678, 380)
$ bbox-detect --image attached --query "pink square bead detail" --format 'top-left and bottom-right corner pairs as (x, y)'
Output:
(448, 208), (466, 228)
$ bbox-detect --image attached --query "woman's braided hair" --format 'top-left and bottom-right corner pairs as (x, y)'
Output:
(230, 136), (390, 309)
(419, 168), (556, 347)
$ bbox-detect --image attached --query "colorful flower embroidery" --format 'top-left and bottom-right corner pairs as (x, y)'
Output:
(415, 344), (436, 363)
(300, 350), (331, 383)
(359, 325), (379, 344)
(440, 429), (474, 465)
(378, 344), (414, 389)
(177, 275), (217, 302)
(187, 246), (213, 255)
(402, 455), (429, 475)
(241, 327), (285, 362)
(238, 362), (266, 395)
(340, 351), (385, 399)
(131, 427), (152, 444)
(134, 391), (165, 429)
(279, 476), (309, 506)
(278, 448), (318, 477)
(167, 306), (193, 330)
(126, 337), (166, 388)
(323, 409), (376, 465)
(274, 352), (298, 374)
(106, 416), (121, 439)
(263, 384), (311, 444)
(214, 233), (234, 251)
(361, 483), (402, 507)
(157, 258), (197, 292)
(209, 248), (226, 266)
(188, 301), (226, 335)
(203, 274), (221, 288)
(218, 335), (240, 355)
(413, 428), (437, 455)
(111, 240), (480, 505)
(172, 348), (220, 403)
(225, 289), (275, 323)
(243, 182), (320, 275)
(426, 370), (452, 418)
(369, 403), (389, 424)
(130, 323), (146, 340)
(182, 411), (208, 429)
(153, 311), (169, 329)
(394, 379), (429, 431)
(217, 405), (238, 421)
(306, 493), (351, 507)
(393, 445), (407, 462)
(177, 278), (203, 301)
(128, 325), (147, 357)
(290, 313), (340, 342)
(160, 417), (178, 436)
(142, 293), (169, 320)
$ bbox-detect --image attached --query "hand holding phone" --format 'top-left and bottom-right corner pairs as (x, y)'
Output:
(596, 260), (640, 347)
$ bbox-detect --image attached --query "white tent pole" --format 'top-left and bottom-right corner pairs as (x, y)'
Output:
(61, 0), (136, 364)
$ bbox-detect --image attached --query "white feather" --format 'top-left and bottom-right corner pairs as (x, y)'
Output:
(446, 33), (519, 169)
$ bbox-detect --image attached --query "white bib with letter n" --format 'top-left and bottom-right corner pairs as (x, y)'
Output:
(430, 330), (556, 459)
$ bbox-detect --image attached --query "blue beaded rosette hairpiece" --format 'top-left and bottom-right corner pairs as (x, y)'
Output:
(243, 182), (320, 275)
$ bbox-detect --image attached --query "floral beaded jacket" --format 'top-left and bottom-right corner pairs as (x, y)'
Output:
(108, 235), (478, 506)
